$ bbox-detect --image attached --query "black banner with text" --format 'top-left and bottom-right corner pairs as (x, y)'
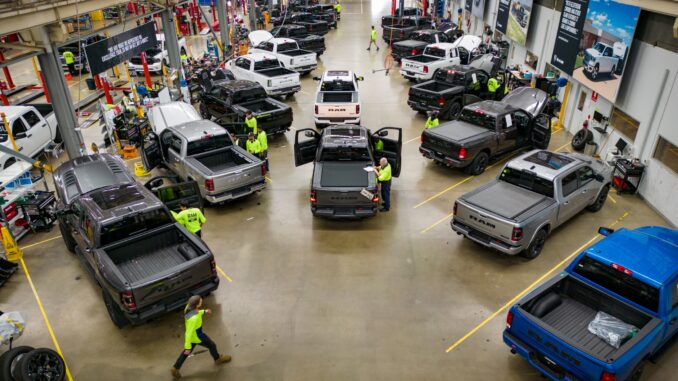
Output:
(85, 23), (158, 76)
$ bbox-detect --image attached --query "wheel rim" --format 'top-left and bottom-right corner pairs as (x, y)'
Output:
(450, 103), (461, 117)
(475, 156), (487, 173)
(26, 352), (64, 380)
(532, 234), (546, 256)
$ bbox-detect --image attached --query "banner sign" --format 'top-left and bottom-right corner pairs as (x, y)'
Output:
(472, 0), (486, 19)
(506, 0), (533, 45)
(551, 0), (588, 75)
(85, 23), (158, 76)
(465, 0), (472, 13)
(495, 0), (512, 34)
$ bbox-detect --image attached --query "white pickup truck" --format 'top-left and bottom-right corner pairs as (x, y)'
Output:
(249, 31), (318, 75)
(583, 41), (627, 80)
(400, 35), (482, 82)
(0, 104), (59, 169)
(147, 101), (201, 134)
(128, 34), (188, 73)
(313, 70), (362, 127)
(224, 53), (301, 97)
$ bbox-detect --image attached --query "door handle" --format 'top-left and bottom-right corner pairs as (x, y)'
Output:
(563, 201), (569, 205)
(26, 134), (32, 138)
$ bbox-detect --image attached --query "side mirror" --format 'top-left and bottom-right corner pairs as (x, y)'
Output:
(55, 208), (75, 217)
(305, 131), (316, 138)
(14, 132), (27, 139)
(312, 76), (321, 81)
(594, 174), (605, 182)
(598, 227), (615, 236)
(378, 130), (388, 137)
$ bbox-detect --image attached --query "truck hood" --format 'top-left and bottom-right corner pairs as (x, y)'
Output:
(585, 48), (602, 58)
(427, 121), (494, 143)
(249, 30), (274, 46)
(394, 40), (428, 49)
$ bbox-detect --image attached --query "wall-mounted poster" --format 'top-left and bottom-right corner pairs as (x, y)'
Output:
(506, 0), (533, 45)
(495, 0), (512, 34)
(472, 0), (485, 19)
(465, 0), (472, 13)
(551, 0), (640, 102)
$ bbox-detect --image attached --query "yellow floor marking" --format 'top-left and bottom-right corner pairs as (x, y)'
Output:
(265, 176), (274, 182)
(405, 135), (421, 144)
(20, 235), (61, 250)
(420, 212), (455, 234)
(217, 265), (233, 282)
(444, 212), (629, 353)
(608, 194), (617, 204)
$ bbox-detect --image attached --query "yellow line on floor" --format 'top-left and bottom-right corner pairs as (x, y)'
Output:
(405, 135), (420, 144)
(608, 194), (617, 204)
(421, 212), (455, 233)
(20, 235), (62, 250)
(414, 176), (474, 209)
(217, 265), (233, 282)
(20, 258), (74, 381)
(265, 176), (274, 182)
(444, 211), (630, 353)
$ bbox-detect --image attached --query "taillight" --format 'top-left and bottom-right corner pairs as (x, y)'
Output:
(314, 105), (318, 114)
(453, 201), (458, 216)
(372, 193), (379, 203)
(121, 291), (136, 310)
(411, 48), (417, 56)
(310, 190), (317, 204)
(408, 87), (412, 96)
(420, 133), (424, 144)
(205, 179), (215, 192)
(506, 310), (514, 329)
(511, 227), (523, 242)
(611, 263), (632, 276)
(600, 372), (616, 381)
(458, 147), (467, 159)
(423, 66), (429, 74)
(437, 96), (445, 106)
(210, 258), (217, 274)
(356, 105), (360, 114)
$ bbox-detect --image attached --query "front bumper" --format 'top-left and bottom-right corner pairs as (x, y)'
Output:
(451, 219), (524, 255)
(129, 62), (162, 73)
(312, 205), (377, 219)
(204, 179), (266, 204)
(267, 85), (301, 96)
(419, 147), (466, 167)
(503, 331), (579, 381)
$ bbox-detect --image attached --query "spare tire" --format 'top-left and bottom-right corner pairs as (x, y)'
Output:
(0, 346), (34, 381)
(15, 348), (65, 381)
(571, 128), (593, 151)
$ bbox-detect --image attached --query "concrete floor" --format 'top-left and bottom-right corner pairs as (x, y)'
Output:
(3, 0), (676, 380)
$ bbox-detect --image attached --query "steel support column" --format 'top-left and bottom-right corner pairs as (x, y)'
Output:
(160, 9), (183, 87)
(38, 28), (84, 159)
(215, 0), (230, 55)
(398, 0), (405, 19)
(248, 0), (257, 30)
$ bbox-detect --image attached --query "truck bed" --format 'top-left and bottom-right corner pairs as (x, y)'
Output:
(464, 181), (555, 221)
(322, 92), (353, 103)
(241, 99), (283, 113)
(417, 81), (458, 93)
(193, 147), (250, 172)
(319, 162), (368, 187)
(258, 67), (297, 77)
(282, 49), (311, 57)
(405, 55), (440, 63)
(117, 247), (186, 284)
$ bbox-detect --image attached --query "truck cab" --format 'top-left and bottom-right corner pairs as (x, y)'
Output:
(270, 24), (326, 56)
(293, 125), (402, 218)
(249, 31), (318, 74)
(0, 104), (59, 169)
(400, 35), (482, 82)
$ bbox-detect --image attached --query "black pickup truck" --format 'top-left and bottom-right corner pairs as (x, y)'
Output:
(294, 125), (402, 219)
(408, 54), (503, 119)
(199, 79), (293, 135)
(271, 24), (326, 56)
(54, 154), (219, 328)
(419, 87), (552, 175)
(382, 15), (432, 43)
(295, 5), (337, 28)
(391, 29), (452, 61)
(273, 12), (329, 36)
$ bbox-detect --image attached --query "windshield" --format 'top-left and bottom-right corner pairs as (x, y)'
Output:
(458, 109), (496, 130)
(254, 59), (281, 70)
(592, 43), (606, 53)
(321, 80), (355, 91)
(573, 256), (660, 312)
(498, 167), (555, 198)
(424, 47), (446, 58)
(436, 69), (466, 86)
(413, 33), (433, 42)
(100, 208), (172, 246)
(233, 87), (267, 103)
(186, 134), (231, 156)
(277, 42), (298, 52)
(288, 28), (306, 37)
(319, 146), (370, 161)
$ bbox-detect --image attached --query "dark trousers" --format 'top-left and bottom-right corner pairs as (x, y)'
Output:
(174, 332), (219, 369)
(260, 151), (269, 172)
(380, 180), (391, 210)
(67, 63), (76, 76)
(195, 230), (202, 238)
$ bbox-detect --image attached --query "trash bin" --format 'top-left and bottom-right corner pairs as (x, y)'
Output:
(584, 141), (598, 156)
(85, 78), (96, 90)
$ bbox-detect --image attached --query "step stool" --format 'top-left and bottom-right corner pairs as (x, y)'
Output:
(122, 145), (137, 159)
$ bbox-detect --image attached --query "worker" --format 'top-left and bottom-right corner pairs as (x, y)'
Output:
(171, 295), (231, 379)
(244, 111), (258, 135)
(488, 77), (500, 100)
(367, 26), (379, 51)
(176, 201), (206, 237)
(374, 138), (384, 152)
(334, 0), (342, 13)
(246, 132), (262, 156)
(425, 111), (440, 129)
(257, 127), (269, 172)
(62, 50), (76, 76)
(373, 157), (392, 212)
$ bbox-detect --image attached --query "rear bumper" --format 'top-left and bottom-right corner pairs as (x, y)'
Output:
(267, 85), (301, 96)
(503, 331), (580, 381)
(451, 219), (523, 255)
(260, 117), (292, 134)
(312, 205), (377, 218)
(419, 146), (466, 167)
(401, 70), (431, 81)
(290, 63), (317, 73)
(407, 100), (440, 113)
(205, 178), (266, 203)
(314, 116), (360, 126)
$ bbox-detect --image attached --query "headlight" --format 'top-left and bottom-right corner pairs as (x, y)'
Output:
(267, 80), (272, 87)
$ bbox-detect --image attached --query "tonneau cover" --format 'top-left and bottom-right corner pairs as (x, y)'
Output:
(320, 162), (368, 187)
(464, 181), (555, 221)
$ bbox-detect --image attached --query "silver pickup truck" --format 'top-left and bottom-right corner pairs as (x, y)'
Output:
(451, 150), (612, 259)
(141, 120), (266, 204)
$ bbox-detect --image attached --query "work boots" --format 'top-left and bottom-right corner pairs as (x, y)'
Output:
(215, 354), (232, 364)
(171, 367), (181, 379)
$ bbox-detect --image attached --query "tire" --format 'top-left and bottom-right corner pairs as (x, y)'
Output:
(57, 219), (76, 253)
(587, 184), (610, 212)
(103, 290), (129, 329)
(571, 129), (593, 151)
(610, 65), (616, 77)
(15, 348), (65, 381)
(446, 101), (462, 120)
(628, 360), (645, 381)
(591, 64), (599, 80)
(199, 103), (210, 120)
(521, 228), (548, 260)
(0, 346), (34, 381)
(464, 151), (489, 175)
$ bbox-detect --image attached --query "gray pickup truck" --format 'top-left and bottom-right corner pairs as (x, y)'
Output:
(54, 154), (219, 327)
(451, 150), (612, 259)
(141, 120), (267, 204)
(293, 125), (402, 218)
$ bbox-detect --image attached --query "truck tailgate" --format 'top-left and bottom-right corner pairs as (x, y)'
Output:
(401, 59), (427, 74)
(272, 73), (300, 88)
(211, 162), (265, 194)
(409, 85), (443, 108)
(455, 200), (516, 242)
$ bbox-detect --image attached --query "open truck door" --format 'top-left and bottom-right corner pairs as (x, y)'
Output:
(145, 176), (203, 212)
(294, 128), (319, 166)
(373, 127), (402, 177)
(531, 113), (551, 150)
(141, 132), (163, 172)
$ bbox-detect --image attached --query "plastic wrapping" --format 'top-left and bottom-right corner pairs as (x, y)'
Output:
(0, 311), (25, 346)
(588, 311), (638, 349)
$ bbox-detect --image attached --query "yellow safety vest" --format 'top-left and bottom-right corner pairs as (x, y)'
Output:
(63, 51), (75, 64)
(246, 139), (262, 154)
(371, 30), (377, 41)
(177, 208), (205, 234)
(244, 117), (258, 134)
(425, 117), (439, 129)
(375, 139), (384, 151)
(378, 163), (392, 182)
(488, 78), (500, 93)
(184, 309), (205, 350)
(257, 130), (268, 151)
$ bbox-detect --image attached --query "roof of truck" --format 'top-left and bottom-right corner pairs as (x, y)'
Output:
(576, 226), (678, 288)
(0, 105), (34, 119)
(322, 70), (354, 81)
(506, 150), (590, 181)
(79, 182), (164, 221)
(54, 154), (137, 205)
(321, 125), (369, 147)
(467, 87), (548, 117)
(171, 120), (228, 141)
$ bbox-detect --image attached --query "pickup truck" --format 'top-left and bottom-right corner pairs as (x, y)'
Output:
(273, 12), (329, 36)
(382, 15), (432, 43)
(0, 104), (59, 169)
(141, 120), (267, 204)
(271, 24), (326, 56)
(452, 150), (612, 258)
(293, 125), (402, 218)
(148, 101), (201, 134)
(407, 54), (503, 119)
(249, 31), (318, 75)
(128, 34), (188, 73)
(57, 34), (105, 74)
(583, 41), (627, 80)
(295, 5), (337, 29)
(391, 29), (454, 62)
(419, 87), (552, 175)
(400, 35), (482, 82)
(199, 79), (293, 135)
(54, 154), (219, 327)
(224, 53), (301, 97)
(381, 7), (422, 25)
(313, 70), (363, 127)
(504, 226), (678, 380)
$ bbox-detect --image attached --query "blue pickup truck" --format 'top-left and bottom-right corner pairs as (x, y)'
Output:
(503, 226), (678, 381)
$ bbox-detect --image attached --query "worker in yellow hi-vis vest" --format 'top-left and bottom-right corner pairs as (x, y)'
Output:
(367, 26), (379, 51)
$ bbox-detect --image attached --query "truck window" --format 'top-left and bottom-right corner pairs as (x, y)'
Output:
(235, 58), (250, 69)
(12, 119), (27, 137)
(424, 47), (446, 58)
(437, 70), (466, 86)
(561, 172), (578, 197)
(170, 135), (182, 153)
(499, 167), (554, 198)
(232, 87), (267, 103)
(257, 42), (274, 52)
(100, 208), (173, 246)
(319, 146), (370, 161)
(592, 43), (605, 54)
(401, 18), (417, 27)
(277, 42), (298, 52)
(254, 59), (281, 71)
(577, 166), (595, 187)
(412, 33), (431, 42)
(186, 134), (231, 156)
(573, 256), (660, 312)
(289, 28), (306, 37)
(458, 109), (496, 130)
(321, 80), (355, 91)
(603, 48), (612, 57)
(23, 111), (41, 127)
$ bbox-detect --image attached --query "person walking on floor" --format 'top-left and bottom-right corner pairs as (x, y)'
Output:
(171, 295), (231, 379)
(62, 50), (76, 76)
(176, 201), (206, 237)
(374, 157), (392, 212)
(257, 127), (269, 172)
(367, 26), (379, 51)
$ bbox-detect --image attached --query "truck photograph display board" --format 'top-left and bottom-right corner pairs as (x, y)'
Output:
(472, 0), (485, 19)
(506, 0), (533, 45)
(495, 0), (512, 34)
(551, 0), (640, 102)
(85, 23), (157, 76)
(465, 0), (473, 13)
